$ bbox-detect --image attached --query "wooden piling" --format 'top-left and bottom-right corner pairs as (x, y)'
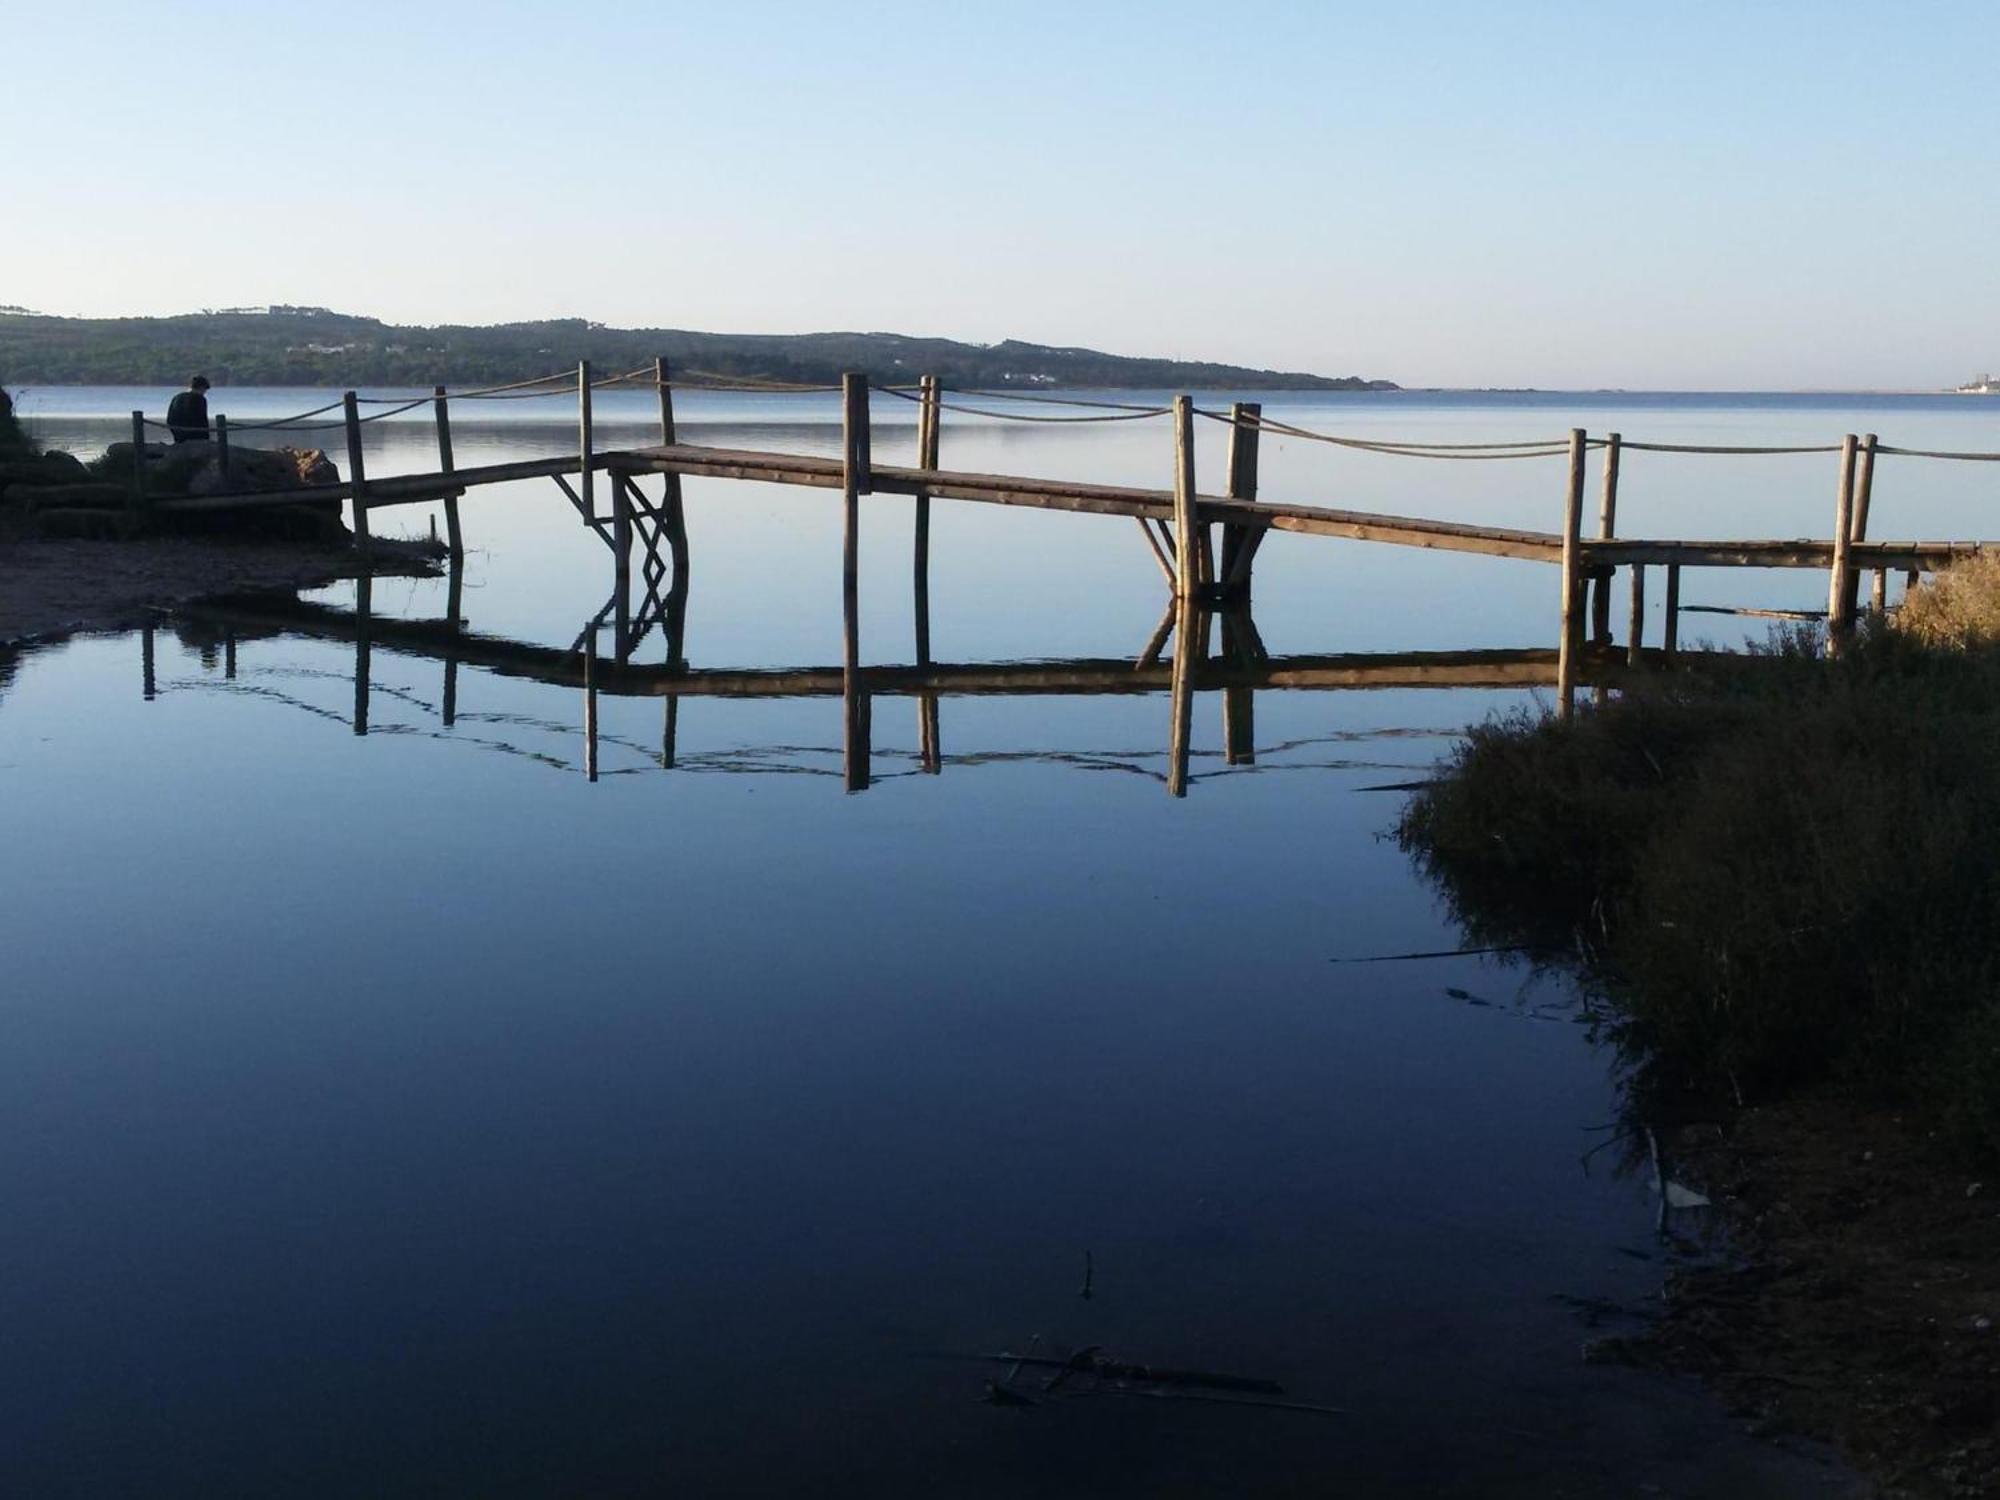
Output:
(842, 372), (870, 789)
(656, 355), (691, 622)
(1841, 433), (1878, 620)
(1872, 567), (1888, 614)
(1557, 429), (1588, 718)
(1591, 432), (1621, 644)
(1826, 434), (1859, 651)
(433, 385), (462, 556)
(1664, 563), (1681, 658)
(1220, 402), (1263, 599)
(342, 392), (370, 546)
(578, 360), (595, 518)
(1627, 564), (1645, 666)
(1172, 396), (1199, 600)
(915, 373), (941, 773)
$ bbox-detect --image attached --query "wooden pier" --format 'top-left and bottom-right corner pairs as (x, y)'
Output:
(125, 359), (2000, 789)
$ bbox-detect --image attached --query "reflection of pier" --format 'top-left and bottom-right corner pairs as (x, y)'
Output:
(179, 559), (1651, 798)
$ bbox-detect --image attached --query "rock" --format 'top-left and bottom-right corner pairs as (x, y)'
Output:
(0, 450), (92, 504)
(184, 444), (340, 497)
(9, 481), (134, 513)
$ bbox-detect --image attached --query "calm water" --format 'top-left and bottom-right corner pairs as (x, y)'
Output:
(9, 384), (1983, 1497)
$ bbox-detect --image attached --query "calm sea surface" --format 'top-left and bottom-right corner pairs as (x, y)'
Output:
(8, 384), (1987, 1497)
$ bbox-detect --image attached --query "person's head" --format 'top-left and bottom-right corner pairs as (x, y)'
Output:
(190, 375), (210, 392)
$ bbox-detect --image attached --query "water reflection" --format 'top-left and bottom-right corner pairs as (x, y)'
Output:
(166, 537), (1639, 800)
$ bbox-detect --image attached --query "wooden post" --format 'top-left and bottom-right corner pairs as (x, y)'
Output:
(1627, 564), (1646, 666)
(1557, 430), (1588, 718)
(842, 372), (870, 789)
(342, 392), (370, 547)
(656, 354), (691, 625)
(915, 373), (941, 774)
(214, 413), (231, 491)
(1220, 402), (1262, 600)
(129, 410), (146, 528)
(1841, 433), (1878, 620)
(1872, 567), (1888, 615)
(1591, 432), (1621, 644)
(1664, 563), (1681, 658)
(1826, 434), (1859, 652)
(1172, 396), (1198, 600)
(578, 360), (595, 519)
(433, 385), (462, 556)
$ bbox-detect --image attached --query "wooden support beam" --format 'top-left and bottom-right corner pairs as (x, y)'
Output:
(1591, 432), (1620, 644)
(342, 391), (370, 547)
(1826, 434), (1859, 653)
(1137, 515), (1177, 587)
(1557, 429), (1587, 718)
(1172, 396), (1199, 600)
(433, 386), (462, 556)
(1664, 563), (1681, 658)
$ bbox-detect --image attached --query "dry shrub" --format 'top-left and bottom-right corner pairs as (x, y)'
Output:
(1894, 552), (2000, 649)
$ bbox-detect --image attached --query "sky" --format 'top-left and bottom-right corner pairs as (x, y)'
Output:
(3, 0), (1996, 389)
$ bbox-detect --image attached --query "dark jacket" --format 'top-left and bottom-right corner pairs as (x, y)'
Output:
(166, 389), (210, 443)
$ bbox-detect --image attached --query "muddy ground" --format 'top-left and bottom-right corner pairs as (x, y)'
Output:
(1596, 1101), (1999, 1498)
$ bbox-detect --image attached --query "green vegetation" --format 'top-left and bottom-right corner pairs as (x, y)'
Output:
(0, 306), (1397, 391)
(1399, 592), (2000, 1160)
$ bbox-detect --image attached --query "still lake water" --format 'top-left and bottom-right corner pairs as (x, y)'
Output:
(8, 385), (1990, 1497)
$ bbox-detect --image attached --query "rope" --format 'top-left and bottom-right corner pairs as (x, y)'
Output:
(1876, 444), (2000, 461)
(945, 386), (1176, 414)
(1198, 409), (1571, 459)
(874, 384), (1169, 422)
(1616, 439), (1842, 455)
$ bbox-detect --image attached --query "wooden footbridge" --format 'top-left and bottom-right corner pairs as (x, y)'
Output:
(125, 359), (2000, 793)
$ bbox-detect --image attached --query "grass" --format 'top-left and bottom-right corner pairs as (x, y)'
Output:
(1398, 593), (2000, 1160)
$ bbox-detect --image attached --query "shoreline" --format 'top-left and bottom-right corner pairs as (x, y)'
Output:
(0, 533), (445, 650)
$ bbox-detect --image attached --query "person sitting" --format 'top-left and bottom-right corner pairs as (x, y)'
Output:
(165, 375), (211, 444)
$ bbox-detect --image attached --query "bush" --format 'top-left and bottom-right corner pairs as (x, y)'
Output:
(0, 383), (29, 455)
(1399, 610), (2000, 1158)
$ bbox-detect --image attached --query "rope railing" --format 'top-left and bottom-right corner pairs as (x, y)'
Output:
(874, 384), (1169, 422)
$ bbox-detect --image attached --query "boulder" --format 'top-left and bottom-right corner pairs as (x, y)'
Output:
(185, 444), (341, 497)
(0, 449), (91, 504)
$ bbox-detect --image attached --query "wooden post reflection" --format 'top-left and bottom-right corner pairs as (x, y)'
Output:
(1137, 598), (1176, 669)
(583, 627), (600, 783)
(141, 624), (156, 701)
(442, 549), (464, 727)
(224, 629), (237, 680)
(1168, 592), (1204, 797)
(1221, 609), (1255, 765)
(352, 573), (372, 735)
(842, 373), (872, 792)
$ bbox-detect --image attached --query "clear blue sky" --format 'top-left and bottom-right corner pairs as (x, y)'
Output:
(6, 0), (1995, 388)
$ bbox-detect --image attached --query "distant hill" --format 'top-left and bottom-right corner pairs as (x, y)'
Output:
(0, 307), (1396, 392)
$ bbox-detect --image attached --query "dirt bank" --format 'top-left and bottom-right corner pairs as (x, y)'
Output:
(0, 534), (444, 647)
(1598, 1101), (2000, 1498)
